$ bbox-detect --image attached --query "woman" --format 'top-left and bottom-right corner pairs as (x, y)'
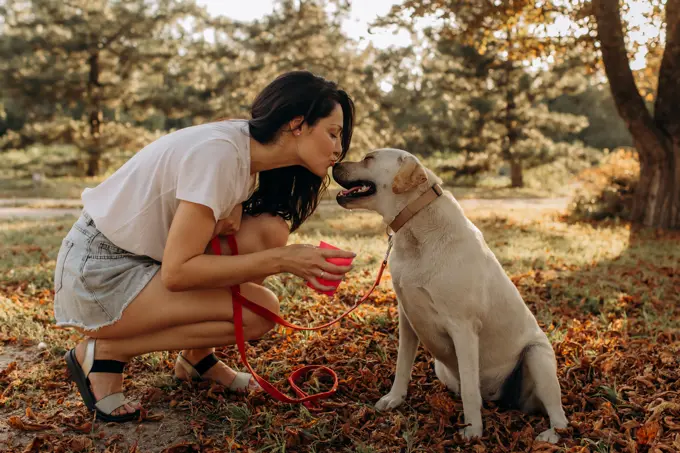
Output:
(53, 70), (357, 422)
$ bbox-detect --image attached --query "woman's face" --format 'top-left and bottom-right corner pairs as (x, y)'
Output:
(294, 103), (344, 177)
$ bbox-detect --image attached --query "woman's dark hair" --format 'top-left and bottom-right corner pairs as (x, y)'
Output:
(243, 70), (355, 232)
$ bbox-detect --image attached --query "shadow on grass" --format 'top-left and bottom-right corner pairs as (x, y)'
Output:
(460, 215), (680, 450)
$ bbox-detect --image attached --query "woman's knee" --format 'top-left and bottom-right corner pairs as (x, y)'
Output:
(223, 214), (288, 257)
(240, 283), (280, 341)
(246, 213), (290, 250)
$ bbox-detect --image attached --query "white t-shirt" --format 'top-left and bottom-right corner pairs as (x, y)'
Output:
(82, 119), (256, 262)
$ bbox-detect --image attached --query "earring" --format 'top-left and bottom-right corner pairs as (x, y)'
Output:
(294, 130), (301, 136)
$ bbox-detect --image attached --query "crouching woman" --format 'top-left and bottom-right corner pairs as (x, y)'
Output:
(52, 71), (356, 422)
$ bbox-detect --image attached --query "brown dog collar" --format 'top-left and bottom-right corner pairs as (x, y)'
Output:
(389, 184), (443, 233)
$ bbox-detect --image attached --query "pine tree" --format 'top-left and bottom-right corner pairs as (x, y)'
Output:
(377, 0), (592, 186)
(0, 0), (206, 175)
(176, 0), (389, 154)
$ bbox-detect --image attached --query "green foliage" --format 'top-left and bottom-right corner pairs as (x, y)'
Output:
(0, 0), (652, 192)
(0, 118), (162, 163)
(0, 0), (206, 174)
(0, 0), (391, 166)
(0, 97), (26, 137)
(548, 84), (634, 150)
(0, 143), (134, 179)
(372, 2), (595, 186)
(184, 0), (389, 154)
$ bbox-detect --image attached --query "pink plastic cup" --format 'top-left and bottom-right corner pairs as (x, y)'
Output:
(306, 241), (355, 296)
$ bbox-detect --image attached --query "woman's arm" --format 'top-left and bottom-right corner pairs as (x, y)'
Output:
(161, 200), (353, 292)
(161, 201), (278, 291)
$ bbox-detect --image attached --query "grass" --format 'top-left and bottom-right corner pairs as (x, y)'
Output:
(0, 144), (122, 200)
(0, 177), (102, 201)
(1, 176), (568, 203)
(1, 200), (679, 452)
(1, 146), (580, 201)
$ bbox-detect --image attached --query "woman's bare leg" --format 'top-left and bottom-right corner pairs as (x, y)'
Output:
(71, 214), (289, 416)
(179, 213), (288, 376)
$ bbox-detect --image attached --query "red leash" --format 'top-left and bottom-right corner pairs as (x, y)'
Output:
(211, 235), (392, 410)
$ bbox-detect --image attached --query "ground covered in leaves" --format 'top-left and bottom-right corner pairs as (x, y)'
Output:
(1, 201), (679, 452)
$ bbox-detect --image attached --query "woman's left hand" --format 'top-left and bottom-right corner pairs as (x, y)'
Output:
(215, 203), (243, 236)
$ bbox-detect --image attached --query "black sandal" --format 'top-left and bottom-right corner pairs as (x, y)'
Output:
(175, 352), (253, 391)
(64, 338), (140, 423)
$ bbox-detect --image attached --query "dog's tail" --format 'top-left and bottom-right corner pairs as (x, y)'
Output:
(496, 344), (536, 410)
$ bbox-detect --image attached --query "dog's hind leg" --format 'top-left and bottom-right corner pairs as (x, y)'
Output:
(523, 342), (568, 444)
(375, 303), (419, 411)
(434, 359), (459, 395)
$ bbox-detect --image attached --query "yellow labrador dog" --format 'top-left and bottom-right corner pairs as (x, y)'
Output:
(332, 149), (568, 443)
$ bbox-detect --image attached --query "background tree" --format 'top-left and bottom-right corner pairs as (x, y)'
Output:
(376, 0), (594, 187)
(0, 0), (205, 175)
(587, 0), (679, 228)
(177, 0), (390, 154)
(548, 83), (634, 150)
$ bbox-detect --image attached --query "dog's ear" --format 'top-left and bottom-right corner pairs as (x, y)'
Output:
(392, 155), (428, 194)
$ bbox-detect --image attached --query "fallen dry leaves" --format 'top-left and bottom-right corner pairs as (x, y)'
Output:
(1, 219), (678, 452)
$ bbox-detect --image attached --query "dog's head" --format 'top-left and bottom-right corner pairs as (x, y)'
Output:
(332, 148), (440, 220)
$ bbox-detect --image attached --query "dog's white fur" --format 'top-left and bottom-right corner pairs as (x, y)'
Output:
(333, 149), (568, 443)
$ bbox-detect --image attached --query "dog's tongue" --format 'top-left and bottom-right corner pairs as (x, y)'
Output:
(340, 186), (361, 196)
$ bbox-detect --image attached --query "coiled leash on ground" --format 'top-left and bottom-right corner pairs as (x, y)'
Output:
(211, 234), (392, 411)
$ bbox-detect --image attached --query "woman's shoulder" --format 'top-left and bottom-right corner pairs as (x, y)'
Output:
(175, 121), (250, 166)
(198, 119), (249, 145)
(162, 120), (246, 151)
(163, 118), (247, 138)
(208, 118), (249, 131)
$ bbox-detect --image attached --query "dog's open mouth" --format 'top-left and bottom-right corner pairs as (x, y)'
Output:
(336, 180), (376, 200)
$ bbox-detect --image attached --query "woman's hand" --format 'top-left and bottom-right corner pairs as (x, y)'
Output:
(214, 203), (243, 236)
(279, 244), (355, 291)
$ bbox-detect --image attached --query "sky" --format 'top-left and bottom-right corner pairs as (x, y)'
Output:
(195, 0), (658, 69)
(195, 0), (412, 49)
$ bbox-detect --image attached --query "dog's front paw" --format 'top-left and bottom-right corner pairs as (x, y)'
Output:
(375, 392), (405, 411)
(536, 428), (560, 444)
(459, 425), (482, 440)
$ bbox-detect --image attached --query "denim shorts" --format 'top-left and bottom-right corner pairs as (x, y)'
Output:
(53, 210), (161, 331)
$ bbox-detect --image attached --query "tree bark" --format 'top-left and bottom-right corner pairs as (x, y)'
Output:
(503, 72), (523, 187)
(510, 160), (523, 187)
(86, 148), (101, 177)
(501, 28), (524, 188)
(593, 0), (680, 229)
(87, 52), (102, 177)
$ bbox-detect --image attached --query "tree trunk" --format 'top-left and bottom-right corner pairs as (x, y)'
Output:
(503, 80), (523, 187)
(87, 52), (102, 177)
(86, 151), (101, 177)
(86, 108), (102, 176)
(510, 160), (523, 188)
(501, 28), (524, 188)
(594, 0), (680, 229)
(632, 141), (680, 228)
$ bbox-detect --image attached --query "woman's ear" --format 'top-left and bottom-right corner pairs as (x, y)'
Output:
(289, 116), (305, 135)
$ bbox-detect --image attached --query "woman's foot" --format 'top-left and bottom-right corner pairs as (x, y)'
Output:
(174, 348), (259, 392)
(74, 339), (141, 416)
